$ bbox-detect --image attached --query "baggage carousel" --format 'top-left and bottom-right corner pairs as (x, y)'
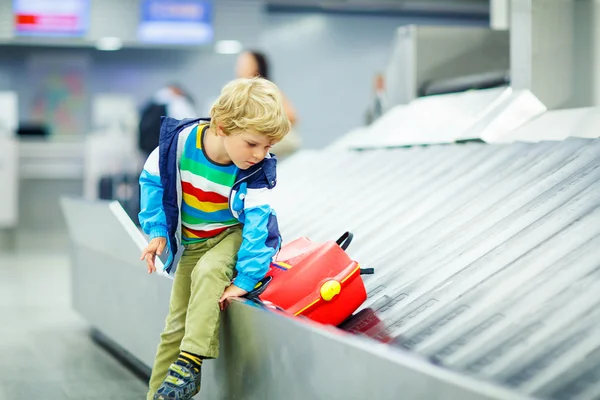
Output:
(273, 137), (600, 400)
(63, 135), (600, 400)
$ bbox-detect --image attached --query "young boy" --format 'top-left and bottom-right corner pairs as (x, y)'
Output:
(138, 77), (291, 400)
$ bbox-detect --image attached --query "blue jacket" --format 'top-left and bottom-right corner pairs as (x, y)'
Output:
(138, 117), (281, 292)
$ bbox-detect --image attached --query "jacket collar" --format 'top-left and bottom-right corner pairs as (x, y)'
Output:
(236, 154), (277, 189)
(161, 116), (278, 189)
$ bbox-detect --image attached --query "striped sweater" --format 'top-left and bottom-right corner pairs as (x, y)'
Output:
(180, 124), (240, 243)
(138, 117), (281, 293)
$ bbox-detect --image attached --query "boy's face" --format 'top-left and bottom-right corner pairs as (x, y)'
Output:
(222, 130), (276, 170)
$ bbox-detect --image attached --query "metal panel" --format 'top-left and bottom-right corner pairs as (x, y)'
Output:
(338, 87), (545, 149)
(61, 197), (528, 400)
(594, 1), (600, 107)
(462, 88), (546, 142)
(202, 297), (528, 400)
(0, 137), (18, 228)
(266, 0), (490, 17)
(274, 138), (600, 400)
(571, 0), (596, 108)
(497, 107), (600, 143)
(63, 138), (600, 400)
(61, 198), (169, 369)
(0, 0), (12, 41)
(490, 0), (510, 30)
(351, 87), (508, 148)
(385, 25), (510, 107)
(0, 91), (18, 135)
(510, 0), (575, 109)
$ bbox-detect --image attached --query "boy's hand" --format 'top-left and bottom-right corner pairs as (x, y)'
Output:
(219, 284), (248, 311)
(141, 237), (167, 274)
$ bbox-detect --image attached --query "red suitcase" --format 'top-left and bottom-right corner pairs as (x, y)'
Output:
(247, 232), (373, 326)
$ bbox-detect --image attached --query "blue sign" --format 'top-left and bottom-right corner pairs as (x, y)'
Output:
(138, 0), (213, 45)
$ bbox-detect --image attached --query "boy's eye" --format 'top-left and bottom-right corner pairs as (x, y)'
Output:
(247, 142), (257, 147)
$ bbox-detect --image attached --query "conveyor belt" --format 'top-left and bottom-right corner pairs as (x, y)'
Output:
(61, 137), (600, 400)
(272, 138), (600, 400)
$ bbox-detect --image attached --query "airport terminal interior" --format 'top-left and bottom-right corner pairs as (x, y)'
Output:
(1, 0), (600, 399)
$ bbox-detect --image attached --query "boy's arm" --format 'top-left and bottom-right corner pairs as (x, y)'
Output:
(138, 148), (168, 240)
(233, 187), (281, 293)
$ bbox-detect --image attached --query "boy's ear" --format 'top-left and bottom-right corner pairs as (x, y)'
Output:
(216, 125), (227, 137)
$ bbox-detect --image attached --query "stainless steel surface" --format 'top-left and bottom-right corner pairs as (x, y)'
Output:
(61, 198), (170, 368)
(0, 137), (17, 228)
(337, 87), (545, 148)
(510, 0), (575, 109)
(63, 137), (600, 399)
(354, 87), (508, 148)
(266, 0), (490, 16)
(462, 88), (546, 142)
(571, 0), (597, 108)
(498, 107), (600, 143)
(202, 298), (528, 400)
(385, 25), (509, 107)
(61, 198), (527, 400)
(490, 0), (510, 30)
(273, 138), (600, 400)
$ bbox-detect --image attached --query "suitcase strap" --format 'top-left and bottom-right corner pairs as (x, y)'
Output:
(336, 231), (353, 251)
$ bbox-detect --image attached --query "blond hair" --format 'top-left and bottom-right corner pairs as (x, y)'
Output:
(210, 77), (291, 142)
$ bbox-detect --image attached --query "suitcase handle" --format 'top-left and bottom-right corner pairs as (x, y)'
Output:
(336, 231), (353, 251)
(243, 276), (285, 311)
(245, 275), (273, 300)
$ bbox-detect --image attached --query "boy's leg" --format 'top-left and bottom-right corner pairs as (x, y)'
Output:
(182, 226), (242, 358)
(152, 226), (242, 399)
(147, 244), (209, 400)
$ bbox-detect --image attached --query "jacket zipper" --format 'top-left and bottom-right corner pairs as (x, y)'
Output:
(229, 168), (263, 216)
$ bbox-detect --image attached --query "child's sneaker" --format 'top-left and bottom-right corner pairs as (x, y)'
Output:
(154, 359), (202, 400)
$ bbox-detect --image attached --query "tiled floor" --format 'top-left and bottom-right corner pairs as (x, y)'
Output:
(0, 247), (148, 400)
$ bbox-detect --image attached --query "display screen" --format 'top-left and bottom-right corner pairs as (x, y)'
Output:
(13, 0), (89, 37)
(137, 0), (213, 45)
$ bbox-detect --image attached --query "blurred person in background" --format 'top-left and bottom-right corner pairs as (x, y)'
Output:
(364, 72), (388, 125)
(138, 84), (198, 158)
(99, 85), (196, 225)
(236, 50), (301, 158)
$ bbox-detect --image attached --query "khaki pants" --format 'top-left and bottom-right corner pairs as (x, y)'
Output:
(147, 226), (243, 399)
